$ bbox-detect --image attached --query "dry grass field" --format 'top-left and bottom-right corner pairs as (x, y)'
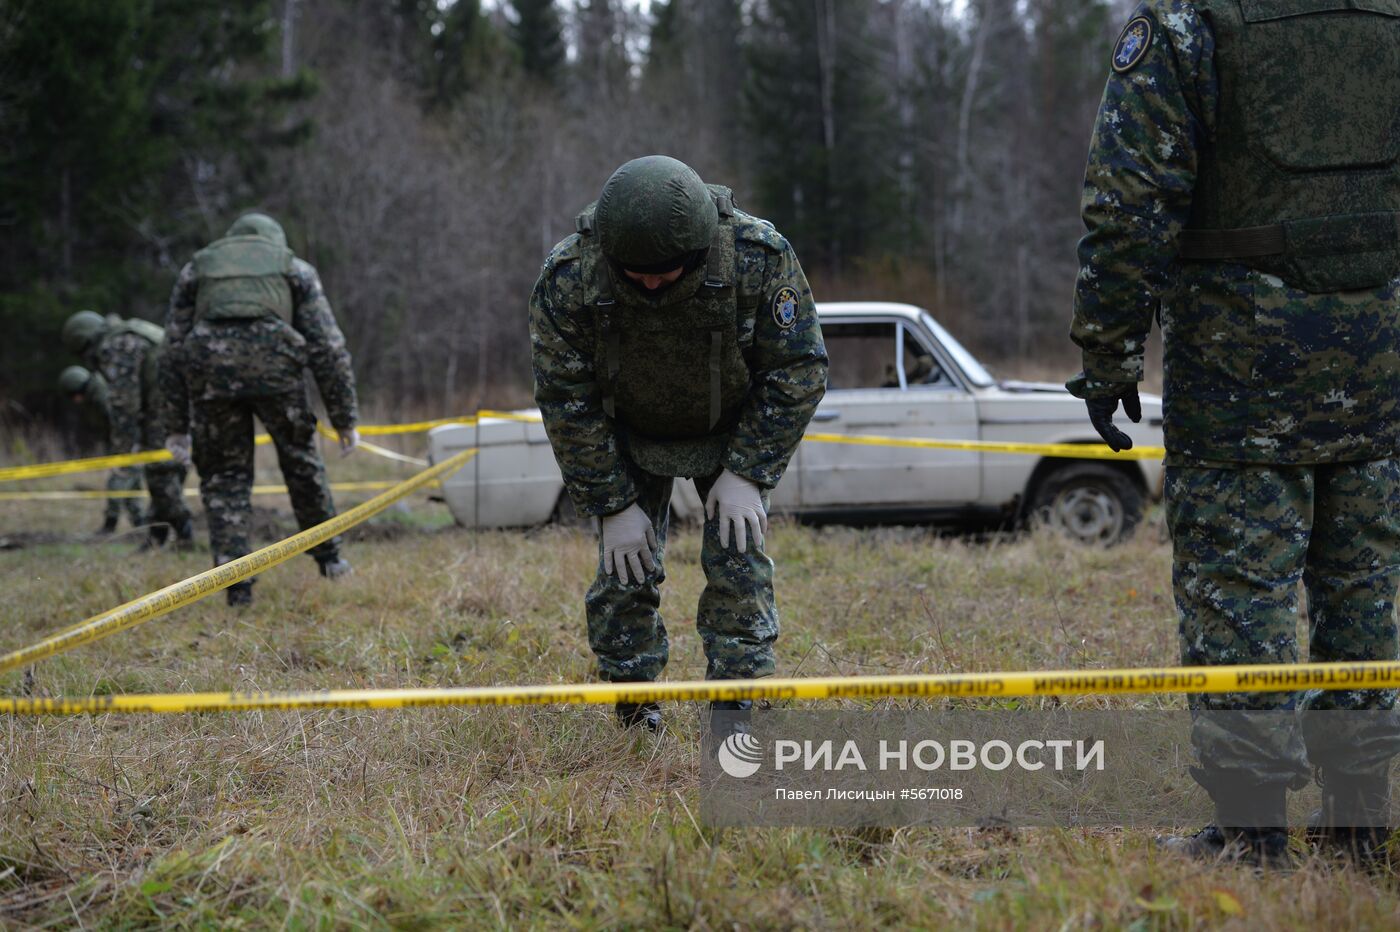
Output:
(2, 440), (1399, 929)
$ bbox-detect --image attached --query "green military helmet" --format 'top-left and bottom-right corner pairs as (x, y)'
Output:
(595, 156), (718, 271)
(58, 365), (93, 395)
(61, 310), (108, 355)
(226, 211), (287, 248)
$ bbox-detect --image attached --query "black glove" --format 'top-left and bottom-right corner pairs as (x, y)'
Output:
(1084, 386), (1141, 452)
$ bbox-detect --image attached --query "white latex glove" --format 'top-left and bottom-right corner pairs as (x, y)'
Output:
(704, 468), (768, 553)
(600, 502), (658, 585)
(165, 433), (192, 466)
(337, 426), (360, 457)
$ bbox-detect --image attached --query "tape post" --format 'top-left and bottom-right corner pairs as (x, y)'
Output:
(3, 661), (1399, 715)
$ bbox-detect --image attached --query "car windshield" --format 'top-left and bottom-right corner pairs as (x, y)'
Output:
(921, 312), (995, 387)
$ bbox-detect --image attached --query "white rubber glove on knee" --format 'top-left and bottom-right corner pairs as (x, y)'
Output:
(600, 502), (658, 585)
(705, 468), (767, 553)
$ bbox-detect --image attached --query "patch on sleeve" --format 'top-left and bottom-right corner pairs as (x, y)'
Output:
(1111, 15), (1153, 74)
(771, 286), (800, 331)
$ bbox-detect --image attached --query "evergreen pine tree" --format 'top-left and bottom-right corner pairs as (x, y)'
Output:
(510, 0), (565, 86)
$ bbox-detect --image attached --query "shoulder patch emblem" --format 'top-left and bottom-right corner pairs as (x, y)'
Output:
(772, 286), (800, 330)
(1111, 16), (1152, 74)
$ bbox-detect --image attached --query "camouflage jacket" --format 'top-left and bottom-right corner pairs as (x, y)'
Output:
(85, 330), (155, 454)
(162, 257), (359, 434)
(1069, 0), (1400, 464)
(530, 210), (828, 517)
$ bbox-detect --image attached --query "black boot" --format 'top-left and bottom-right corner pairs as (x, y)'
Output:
(615, 702), (662, 733)
(172, 518), (196, 551)
(1158, 772), (1292, 869)
(140, 523), (170, 551)
(708, 700), (754, 742)
(97, 515), (118, 535)
(226, 580), (254, 607)
(317, 555), (353, 579)
(1307, 768), (1393, 865)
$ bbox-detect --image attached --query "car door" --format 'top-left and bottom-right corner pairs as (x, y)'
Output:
(799, 317), (980, 509)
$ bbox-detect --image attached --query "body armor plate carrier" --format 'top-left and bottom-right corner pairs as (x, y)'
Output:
(576, 186), (755, 478)
(1182, 0), (1400, 293)
(192, 235), (296, 323)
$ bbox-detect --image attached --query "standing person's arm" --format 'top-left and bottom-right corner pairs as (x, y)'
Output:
(161, 263), (198, 437)
(1068, 2), (1216, 395)
(289, 259), (359, 434)
(94, 335), (145, 454)
(529, 241), (636, 517)
(725, 234), (828, 489)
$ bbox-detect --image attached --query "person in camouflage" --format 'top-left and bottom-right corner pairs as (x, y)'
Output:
(60, 313), (193, 549)
(530, 156), (828, 735)
(1068, 1), (1400, 864)
(58, 366), (145, 533)
(162, 212), (360, 606)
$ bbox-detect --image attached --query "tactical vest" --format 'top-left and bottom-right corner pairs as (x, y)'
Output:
(192, 234), (296, 323)
(111, 317), (165, 346)
(575, 185), (756, 477)
(1181, 0), (1400, 293)
(105, 318), (164, 431)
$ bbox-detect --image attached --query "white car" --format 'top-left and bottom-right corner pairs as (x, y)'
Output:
(429, 302), (1164, 544)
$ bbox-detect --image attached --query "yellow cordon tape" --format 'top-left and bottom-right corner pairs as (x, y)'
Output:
(802, 432), (1165, 461)
(0, 481), (411, 502)
(0, 449), (173, 481)
(357, 416), (478, 436)
(2, 661), (1398, 716)
(313, 424), (428, 466)
(475, 410), (1163, 461)
(0, 408), (1163, 483)
(0, 447), (477, 675)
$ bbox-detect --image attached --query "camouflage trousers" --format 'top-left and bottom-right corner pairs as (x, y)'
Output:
(1166, 459), (1400, 783)
(587, 467), (778, 683)
(143, 460), (191, 530)
(105, 466), (144, 525)
(191, 390), (340, 567)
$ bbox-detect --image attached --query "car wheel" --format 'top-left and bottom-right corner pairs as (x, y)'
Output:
(1028, 463), (1143, 546)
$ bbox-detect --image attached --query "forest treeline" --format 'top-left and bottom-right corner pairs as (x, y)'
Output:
(0, 0), (1131, 428)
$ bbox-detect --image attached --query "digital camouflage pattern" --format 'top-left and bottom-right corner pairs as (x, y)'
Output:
(532, 164), (825, 684)
(163, 258), (358, 432)
(1187, 0), (1400, 295)
(89, 372), (146, 527)
(60, 366), (145, 526)
(1068, 0), (1400, 465)
(531, 207), (827, 515)
(190, 389), (339, 565)
(1167, 461), (1400, 780)
(77, 319), (191, 532)
(103, 467), (145, 527)
(576, 191), (755, 478)
(1073, 1), (1400, 784)
(586, 468), (777, 683)
(595, 156), (718, 268)
(164, 218), (357, 567)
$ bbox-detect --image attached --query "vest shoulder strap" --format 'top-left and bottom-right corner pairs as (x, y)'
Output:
(194, 236), (294, 280)
(113, 318), (165, 346)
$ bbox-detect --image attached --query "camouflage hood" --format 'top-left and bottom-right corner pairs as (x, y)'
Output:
(226, 212), (288, 248)
(595, 156), (718, 270)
